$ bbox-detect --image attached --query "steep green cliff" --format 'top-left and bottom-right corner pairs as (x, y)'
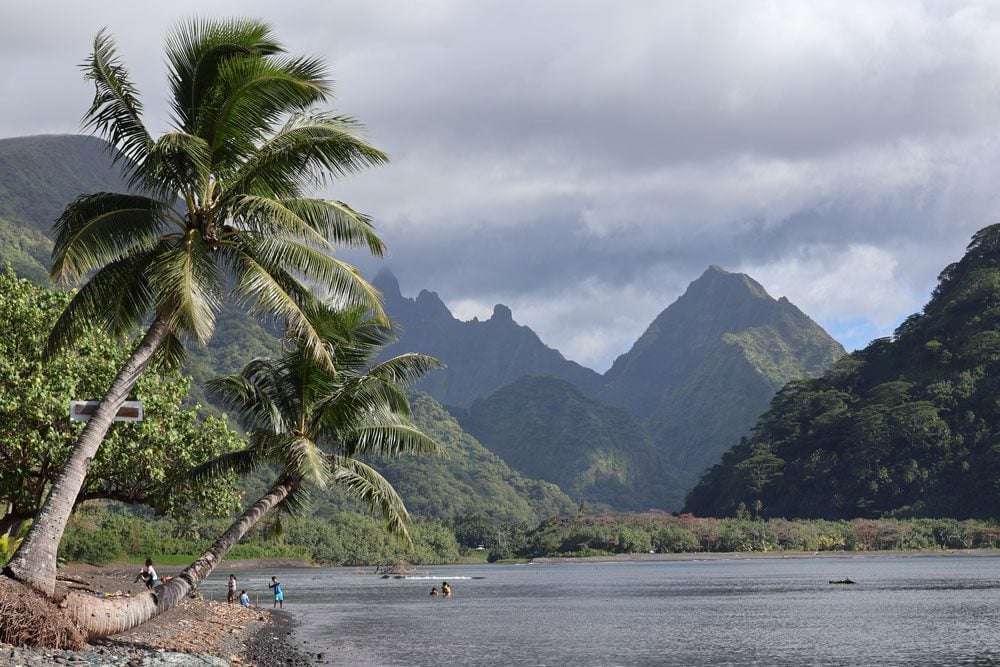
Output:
(686, 225), (1000, 520)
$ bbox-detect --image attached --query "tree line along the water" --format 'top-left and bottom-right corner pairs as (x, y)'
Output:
(55, 508), (1000, 567)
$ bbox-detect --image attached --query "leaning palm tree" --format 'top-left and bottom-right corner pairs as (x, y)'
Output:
(5, 18), (389, 594)
(60, 304), (444, 638)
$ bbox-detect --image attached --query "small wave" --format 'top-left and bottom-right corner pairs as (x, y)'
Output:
(404, 576), (474, 580)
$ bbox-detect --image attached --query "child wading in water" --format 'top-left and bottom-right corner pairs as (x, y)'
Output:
(269, 576), (284, 608)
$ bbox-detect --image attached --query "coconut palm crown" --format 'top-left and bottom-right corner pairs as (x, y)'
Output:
(50, 18), (389, 366)
(203, 303), (445, 540)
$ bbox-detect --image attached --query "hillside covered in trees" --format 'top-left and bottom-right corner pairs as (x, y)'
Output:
(686, 225), (1000, 520)
(461, 376), (687, 511)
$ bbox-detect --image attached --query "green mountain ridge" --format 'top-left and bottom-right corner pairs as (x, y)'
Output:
(461, 376), (688, 511)
(373, 269), (605, 407)
(601, 266), (846, 484)
(685, 224), (1000, 520)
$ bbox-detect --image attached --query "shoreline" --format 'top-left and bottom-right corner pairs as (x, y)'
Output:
(17, 549), (994, 665)
(11, 562), (318, 666)
(527, 547), (1000, 564)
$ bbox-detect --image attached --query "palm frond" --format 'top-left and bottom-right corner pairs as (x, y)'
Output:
(151, 330), (187, 371)
(226, 248), (333, 370)
(50, 192), (166, 284)
(46, 250), (157, 354)
(209, 54), (330, 161)
(343, 423), (446, 460)
(164, 17), (284, 134)
(368, 353), (445, 387)
(331, 457), (411, 544)
(82, 28), (153, 174)
(227, 195), (334, 251)
(186, 446), (268, 485)
(224, 112), (388, 198)
(147, 231), (223, 343)
(206, 371), (286, 433)
(245, 236), (385, 316)
(284, 198), (385, 257)
(138, 132), (212, 199)
(280, 436), (330, 488)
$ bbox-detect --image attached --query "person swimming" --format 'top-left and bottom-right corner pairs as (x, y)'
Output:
(441, 581), (451, 597)
(430, 587), (439, 596)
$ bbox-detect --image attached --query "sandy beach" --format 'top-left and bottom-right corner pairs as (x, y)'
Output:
(0, 562), (316, 666)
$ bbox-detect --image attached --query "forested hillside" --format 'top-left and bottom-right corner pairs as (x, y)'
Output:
(0, 134), (581, 532)
(462, 376), (686, 511)
(686, 225), (1000, 520)
(317, 392), (578, 524)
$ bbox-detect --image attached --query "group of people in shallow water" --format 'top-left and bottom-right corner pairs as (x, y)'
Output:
(226, 573), (284, 608)
(429, 581), (452, 597)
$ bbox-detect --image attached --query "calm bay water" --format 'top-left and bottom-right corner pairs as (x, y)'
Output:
(208, 555), (1000, 666)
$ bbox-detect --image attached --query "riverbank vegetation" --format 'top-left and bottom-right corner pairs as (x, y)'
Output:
(55, 509), (1000, 567)
(60, 504), (461, 566)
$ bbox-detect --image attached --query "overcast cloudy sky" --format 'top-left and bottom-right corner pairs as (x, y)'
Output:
(4, 1), (1000, 371)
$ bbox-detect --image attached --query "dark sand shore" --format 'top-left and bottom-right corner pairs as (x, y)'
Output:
(0, 562), (317, 665)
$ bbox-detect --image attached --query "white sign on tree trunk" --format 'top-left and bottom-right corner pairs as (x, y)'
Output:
(69, 400), (144, 422)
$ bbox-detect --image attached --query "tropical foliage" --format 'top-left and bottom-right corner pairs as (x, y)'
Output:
(0, 269), (243, 536)
(510, 514), (1000, 559)
(203, 304), (445, 541)
(59, 505), (461, 566)
(463, 376), (686, 511)
(686, 225), (1000, 520)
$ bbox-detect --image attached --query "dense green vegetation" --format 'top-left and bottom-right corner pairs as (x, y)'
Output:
(0, 269), (244, 533)
(463, 376), (686, 511)
(687, 225), (1000, 520)
(512, 514), (1000, 558)
(325, 393), (578, 526)
(60, 504), (461, 566)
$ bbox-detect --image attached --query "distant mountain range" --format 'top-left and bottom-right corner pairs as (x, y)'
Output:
(0, 133), (847, 518)
(372, 269), (603, 406)
(377, 264), (845, 503)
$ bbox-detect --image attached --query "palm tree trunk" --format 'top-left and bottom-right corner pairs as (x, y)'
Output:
(4, 318), (171, 595)
(61, 479), (293, 639)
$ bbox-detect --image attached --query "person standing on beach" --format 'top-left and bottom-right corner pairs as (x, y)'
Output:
(227, 574), (238, 604)
(269, 576), (284, 608)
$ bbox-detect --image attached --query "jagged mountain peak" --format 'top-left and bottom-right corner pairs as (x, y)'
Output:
(375, 273), (603, 407)
(491, 303), (513, 322)
(687, 265), (772, 302)
(372, 268), (402, 300)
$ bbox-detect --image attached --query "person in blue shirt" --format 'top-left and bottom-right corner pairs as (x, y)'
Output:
(269, 576), (284, 608)
(239, 589), (253, 607)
